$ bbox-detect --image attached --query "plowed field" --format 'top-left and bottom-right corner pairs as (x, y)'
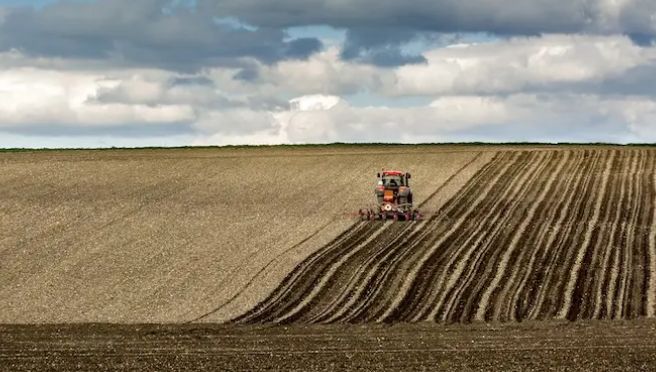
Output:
(233, 148), (656, 324)
(3, 145), (656, 371)
(0, 145), (490, 323)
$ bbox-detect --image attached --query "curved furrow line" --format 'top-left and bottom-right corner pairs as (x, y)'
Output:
(560, 150), (617, 320)
(386, 151), (525, 322)
(479, 150), (571, 322)
(646, 148), (656, 318)
(593, 151), (628, 320)
(366, 154), (514, 323)
(607, 152), (636, 319)
(538, 150), (607, 320)
(581, 149), (628, 320)
(590, 151), (628, 320)
(632, 149), (653, 318)
(508, 150), (584, 321)
(231, 223), (375, 322)
(600, 151), (636, 320)
(638, 151), (656, 318)
(613, 150), (642, 319)
(233, 151), (488, 325)
(294, 152), (492, 323)
(322, 152), (496, 323)
(230, 222), (379, 323)
(528, 149), (604, 320)
(424, 151), (543, 322)
(278, 153), (492, 322)
(559, 150), (617, 321)
(435, 150), (554, 322)
(598, 149), (636, 320)
(341, 220), (441, 323)
(630, 149), (651, 317)
(622, 149), (647, 318)
(456, 150), (562, 322)
(413, 152), (533, 322)
(231, 148), (656, 325)
(314, 220), (431, 323)
(280, 154), (490, 323)
(342, 180), (499, 324)
(399, 152), (525, 323)
(372, 152), (519, 322)
(189, 219), (356, 323)
(300, 222), (419, 323)
(261, 224), (397, 324)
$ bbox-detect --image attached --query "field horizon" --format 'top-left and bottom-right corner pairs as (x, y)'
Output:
(3, 140), (656, 153)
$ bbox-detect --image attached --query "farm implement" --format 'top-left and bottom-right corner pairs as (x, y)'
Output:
(351, 169), (425, 222)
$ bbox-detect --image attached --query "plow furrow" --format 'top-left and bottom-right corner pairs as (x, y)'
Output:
(432, 151), (552, 323)
(475, 150), (570, 322)
(232, 149), (656, 325)
(503, 150), (582, 321)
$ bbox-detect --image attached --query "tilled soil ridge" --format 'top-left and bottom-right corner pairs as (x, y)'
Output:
(233, 149), (656, 324)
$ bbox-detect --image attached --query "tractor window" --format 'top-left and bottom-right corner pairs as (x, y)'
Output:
(383, 176), (404, 187)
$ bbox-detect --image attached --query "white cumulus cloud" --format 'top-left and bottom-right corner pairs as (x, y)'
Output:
(0, 67), (196, 128)
(2, 32), (656, 147)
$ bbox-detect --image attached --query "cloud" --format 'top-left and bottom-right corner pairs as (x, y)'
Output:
(0, 60), (284, 140)
(192, 108), (280, 137)
(339, 28), (430, 67)
(385, 34), (656, 96)
(244, 46), (388, 96)
(2, 26), (656, 147)
(0, 66), (196, 137)
(256, 93), (656, 144)
(197, 0), (656, 67)
(224, 34), (656, 99)
(0, 0), (323, 73)
(199, 0), (656, 35)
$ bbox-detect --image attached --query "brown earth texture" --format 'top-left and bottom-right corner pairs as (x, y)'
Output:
(2, 144), (656, 371)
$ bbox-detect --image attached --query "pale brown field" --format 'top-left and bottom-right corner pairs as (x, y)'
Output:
(0, 145), (489, 323)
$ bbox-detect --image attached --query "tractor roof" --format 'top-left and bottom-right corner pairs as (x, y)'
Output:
(381, 170), (405, 176)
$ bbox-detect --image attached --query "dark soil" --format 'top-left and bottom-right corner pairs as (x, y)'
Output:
(2, 320), (656, 371)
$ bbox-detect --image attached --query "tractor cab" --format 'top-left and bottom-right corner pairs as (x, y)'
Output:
(377, 170), (410, 189)
(375, 170), (413, 207)
(356, 169), (419, 221)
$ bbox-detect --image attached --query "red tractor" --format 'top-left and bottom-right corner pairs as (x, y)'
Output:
(358, 169), (421, 221)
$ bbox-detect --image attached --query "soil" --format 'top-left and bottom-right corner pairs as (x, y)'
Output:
(2, 320), (656, 371)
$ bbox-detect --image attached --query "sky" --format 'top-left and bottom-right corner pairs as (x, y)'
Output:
(0, 0), (655, 148)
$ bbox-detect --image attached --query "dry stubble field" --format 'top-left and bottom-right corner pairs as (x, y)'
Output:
(2, 144), (656, 371)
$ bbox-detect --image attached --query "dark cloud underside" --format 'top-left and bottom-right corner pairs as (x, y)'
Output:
(197, 0), (656, 36)
(0, 0), (655, 70)
(0, 0), (323, 72)
(197, 0), (656, 65)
